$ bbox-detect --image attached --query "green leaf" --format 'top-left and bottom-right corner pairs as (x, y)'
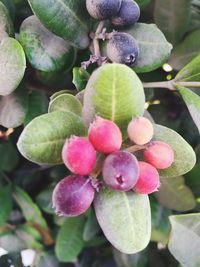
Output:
(94, 187), (151, 254)
(168, 214), (200, 267)
(0, 37), (26, 96)
(35, 252), (60, 267)
(48, 93), (82, 116)
(36, 187), (54, 214)
(83, 210), (100, 241)
(154, 0), (190, 45)
(154, 124), (196, 177)
(73, 67), (90, 91)
(169, 29), (200, 70)
(156, 176), (196, 211)
(0, 0), (15, 19)
(83, 64), (145, 137)
(125, 23), (172, 73)
(175, 54), (200, 82)
(0, 185), (12, 226)
(27, 0), (90, 49)
(189, 0), (200, 32)
(19, 15), (76, 72)
(17, 111), (86, 165)
(177, 86), (200, 133)
(55, 217), (85, 262)
(0, 142), (19, 172)
(24, 91), (48, 125)
(0, 84), (28, 128)
(135, 0), (150, 9)
(0, 232), (27, 252)
(0, 2), (14, 40)
(13, 186), (48, 228)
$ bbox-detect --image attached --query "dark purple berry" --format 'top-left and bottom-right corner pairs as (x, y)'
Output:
(52, 175), (95, 217)
(111, 0), (140, 27)
(102, 151), (139, 191)
(86, 0), (122, 20)
(107, 32), (139, 66)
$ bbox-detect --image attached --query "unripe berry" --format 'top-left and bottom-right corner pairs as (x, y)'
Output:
(133, 161), (160, 194)
(111, 0), (140, 27)
(86, 0), (122, 20)
(102, 151), (139, 191)
(143, 141), (174, 169)
(62, 136), (96, 175)
(107, 32), (139, 66)
(52, 175), (95, 217)
(88, 116), (122, 154)
(127, 116), (154, 145)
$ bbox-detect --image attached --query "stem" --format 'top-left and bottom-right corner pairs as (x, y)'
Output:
(143, 80), (174, 90)
(125, 145), (146, 153)
(93, 21), (106, 65)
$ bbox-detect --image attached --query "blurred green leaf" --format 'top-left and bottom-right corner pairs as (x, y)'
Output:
(188, 0), (200, 32)
(27, 0), (90, 49)
(83, 210), (100, 242)
(168, 214), (200, 267)
(19, 15), (76, 72)
(135, 0), (150, 9)
(0, 185), (12, 226)
(154, 124), (196, 178)
(48, 93), (82, 116)
(0, 37), (26, 96)
(126, 23), (172, 73)
(0, 84), (28, 128)
(169, 29), (200, 70)
(0, 2), (14, 40)
(55, 217), (85, 262)
(0, 253), (23, 267)
(35, 251), (60, 267)
(36, 186), (54, 214)
(0, 0), (15, 19)
(17, 111), (86, 165)
(94, 187), (151, 254)
(73, 67), (90, 91)
(0, 232), (27, 252)
(83, 64), (145, 137)
(185, 164), (200, 196)
(0, 142), (19, 172)
(156, 176), (196, 211)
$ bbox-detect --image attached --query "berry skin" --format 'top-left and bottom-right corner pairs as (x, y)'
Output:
(111, 0), (140, 27)
(88, 116), (122, 154)
(52, 175), (95, 217)
(143, 141), (174, 169)
(127, 116), (154, 145)
(86, 0), (122, 20)
(107, 32), (139, 66)
(62, 136), (96, 175)
(133, 161), (160, 194)
(102, 151), (139, 191)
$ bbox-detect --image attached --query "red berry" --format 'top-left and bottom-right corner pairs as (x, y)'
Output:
(127, 116), (154, 145)
(88, 116), (122, 154)
(62, 136), (96, 175)
(52, 175), (95, 217)
(143, 141), (174, 169)
(133, 161), (160, 194)
(102, 151), (139, 191)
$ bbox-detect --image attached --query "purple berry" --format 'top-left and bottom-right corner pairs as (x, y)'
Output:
(52, 175), (95, 217)
(111, 0), (140, 27)
(102, 151), (139, 191)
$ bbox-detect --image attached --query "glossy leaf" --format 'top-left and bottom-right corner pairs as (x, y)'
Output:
(156, 176), (196, 211)
(48, 93), (82, 116)
(154, 124), (196, 178)
(177, 86), (200, 133)
(175, 54), (200, 82)
(168, 214), (200, 267)
(0, 37), (26, 96)
(0, 84), (28, 128)
(169, 29), (200, 70)
(83, 64), (145, 136)
(154, 0), (190, 44)
(19, 15), (76, 72)
(0, 142), (19, 172)
(94, 187), (151, 254)
(17, 111), (86, 165)
(0, 185), (12, 226)
(73, 67), (90, 91)
(27, 0), (90, 49)
(55, 217), (85, 262)
(0, 1), (14, 40)
(126, 23), (172, 73)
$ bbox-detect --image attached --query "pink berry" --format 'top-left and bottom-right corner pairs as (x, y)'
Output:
(143, 141), (174, 169)
(52, 175), (95, 217)
(88, 116), (122, 154)
(127, 116), (154, 145)
(62, 136), (96, 175)
(133, 161), (160, 194)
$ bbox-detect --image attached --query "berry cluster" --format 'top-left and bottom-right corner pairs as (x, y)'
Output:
(52, 116), (174, 218)
(86, 0), (140, 66)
